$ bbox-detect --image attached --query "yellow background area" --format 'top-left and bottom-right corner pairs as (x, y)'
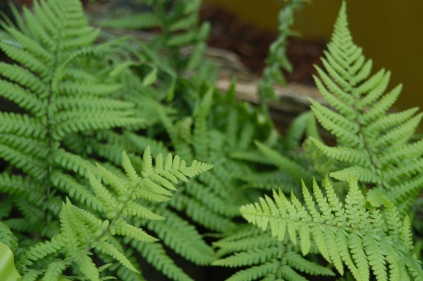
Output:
(203, 0), (423, 111)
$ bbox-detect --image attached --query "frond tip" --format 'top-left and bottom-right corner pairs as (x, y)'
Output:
(240, 177), (423, 281)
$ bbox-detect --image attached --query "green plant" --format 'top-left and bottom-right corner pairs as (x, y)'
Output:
(240, 177), (422, 280)
(0, 0), (422, 280)
(308, 2), (423, 217)
(214, 2), (423, 281)
(0, 0), (212, 280)
(101, 0), (210, 74)
(258, 0), (308, 120)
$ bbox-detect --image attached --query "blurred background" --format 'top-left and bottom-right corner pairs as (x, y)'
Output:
(1, 0), (422, 111)
(202, 0), (423, 111)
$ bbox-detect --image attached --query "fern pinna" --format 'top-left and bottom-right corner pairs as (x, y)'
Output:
(309, 2), (423, 216)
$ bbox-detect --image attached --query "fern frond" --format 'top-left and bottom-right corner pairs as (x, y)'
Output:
(134, 148), (212, 199)
(146, 208), (216, 265)
(255, 141), (311, 182)
(42, 260), (70, 281)
(0, 222), (17, 253)
(174, 193), (237, 232)
(95, 241), (139, 273)
(20, 235), (63, 269)
(74, 253), (100, 281)
(51, 172), (102, 211)
(214, 225), (334, 281)
(132, 241), (194, 281)
(310, 1), (423, 215)
(240, 177), (422, 280)
(192, 87), (213, 161)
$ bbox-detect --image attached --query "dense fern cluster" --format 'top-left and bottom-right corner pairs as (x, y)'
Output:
(0, 0), (422, 280)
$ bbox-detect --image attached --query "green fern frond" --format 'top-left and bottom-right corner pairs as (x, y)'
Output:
(0, 0), (147, 245)
(51, 172), (103, 211)
(17, 144), (211, 279)
(0, 222), (17, 253)
(255, 141), (311, 182)
(20, 236), (64, 269)
(96, 241), (139, 273)
(146, 208), (216, 265)
(213, 225), (334, 281)
(192, 87), (213, 161)
(284, 110), (321, 150)
(42, 260), (70, 281)
(172, 193), (237, 232)
(240, 177), (423, 281)
(258, 0), (308, 118)
(310, 2), (423, 214)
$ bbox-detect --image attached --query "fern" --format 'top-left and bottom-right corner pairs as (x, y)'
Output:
(2, 0), (421, 280)
(213, 225), (334, 281)
(309, 2), (423, 215)
(240, 177), (423, 281)
(258, 0), (308, 119)
(101, 0), (210, 73)
(0, 0), (145, 238)
(158, 83), (287, 232)
(0, 0), (212, 279)
(15, 149), (211, 280)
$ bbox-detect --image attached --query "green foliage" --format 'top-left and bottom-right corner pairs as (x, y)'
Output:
(258, 0), (308, 119)
(0, 0), (213, 279)
(213, 225), (334, 281)
(215, 2), (423, 281)
(309, 2), (423, 216)
(0, 0), (422, 280)
(159, 85), (274, 233)
(0, 0), (142, 238)
(14, 150), (211, 280)
(241, 177), (423, 281)
(101, 0), (210, 73)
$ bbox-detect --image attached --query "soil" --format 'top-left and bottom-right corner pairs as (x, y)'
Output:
(200, 5), (327, 86)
